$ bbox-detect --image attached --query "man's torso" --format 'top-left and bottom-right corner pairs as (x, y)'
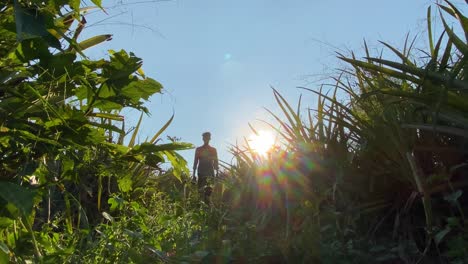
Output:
(196, 145), (216, 176)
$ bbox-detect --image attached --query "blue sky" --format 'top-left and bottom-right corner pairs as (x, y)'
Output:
(82, 0), (457, 171)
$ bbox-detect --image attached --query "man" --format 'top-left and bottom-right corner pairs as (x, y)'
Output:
(193, 132), (218, 201)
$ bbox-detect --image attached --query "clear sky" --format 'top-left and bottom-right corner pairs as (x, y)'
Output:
(81, 0), (462, 172)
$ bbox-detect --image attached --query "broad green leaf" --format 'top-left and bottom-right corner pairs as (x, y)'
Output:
(97, 83), (117, 99)
(14, 1), (48, 40)
(61, 156), (75, 177)
(164, 151), (189, 182)
(104, 142), (130, 154)
(13, 0), (61, 49)
(118, 176), (133, 193)
(121, 78), (163, 102)
(69, 0), (80, 11)
(65, 125), (106, 145)
(44, 118), (64, 129)
(39, 52), (77, 77)
(14, 38), (51, 62)
(93, 100), (124, 111)
(0, 182), (36, 215)
(144, 153), (165, 168)
(108, 197), (124, 211)
(105, 50), (142, 80)
(0, 217), (14, 228)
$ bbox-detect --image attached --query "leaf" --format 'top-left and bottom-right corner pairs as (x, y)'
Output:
(0, 217), (14, 228)
(93, 100), (124, 111)
(0, 242), (9, 254)
(428, 6), (434, 55)
(76, 34), (112, 51)
(90, 0), (104, 9)
(87, 112), (124, 121)
(0, 182), (37, 216)
(14, 1), (48, 40)
(0, 249), (8, 264)
(105, 50), (142, 80)
(13, 1), (61, 49)
(40, 52), (77, 77)
(439, 13), (468, 55)
(435, 227), (451, 245)
(144, 152), (165, 168)
(446, 217), (459, 227)
(15, 38), (51, 62)
(149, 114), (174, 144)
(440, 1), (468, 41)
(379, 41), (415, 67)
(121, 78), (163, 102)
(164, 151), (189, 182)
(129, 112), (144, 148)
(444, 190), (463, 204)
(102, 211), (114, 222)
(379, 89), (468, 112)
(131, 142), (194, 154)
(108, 197), (124, 211)
(61, 156), (74, 178)
(88, 121), (125, 135)
(367, 57), (468, 90)
(118, 176), (133, 193)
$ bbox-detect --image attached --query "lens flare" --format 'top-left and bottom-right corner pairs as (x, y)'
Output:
(248, 130), (275, 156)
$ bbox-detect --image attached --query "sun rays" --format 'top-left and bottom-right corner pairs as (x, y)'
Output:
(248, 130), (276, 156)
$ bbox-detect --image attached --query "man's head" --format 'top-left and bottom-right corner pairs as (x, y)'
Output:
(202, 132), (211, 145)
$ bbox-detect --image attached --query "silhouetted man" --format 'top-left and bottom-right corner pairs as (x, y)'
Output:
(193, 132), (218, 202)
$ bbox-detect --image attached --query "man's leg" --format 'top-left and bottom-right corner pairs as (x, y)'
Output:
(197, 175), (207, 200)
(204, 176), (213, 200)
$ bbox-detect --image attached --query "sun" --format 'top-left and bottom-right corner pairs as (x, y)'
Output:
(248, 130), (275, 156)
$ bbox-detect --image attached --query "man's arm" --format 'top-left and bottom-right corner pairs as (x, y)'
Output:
(193, 148), (199, 177)
(213, 148), (219, 176)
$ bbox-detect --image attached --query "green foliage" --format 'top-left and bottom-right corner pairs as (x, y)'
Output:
(0, 0), (193, 262)
(0, 182), (37, 216)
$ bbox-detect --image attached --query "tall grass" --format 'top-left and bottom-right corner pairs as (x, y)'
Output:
(210, 1), (468, 262)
